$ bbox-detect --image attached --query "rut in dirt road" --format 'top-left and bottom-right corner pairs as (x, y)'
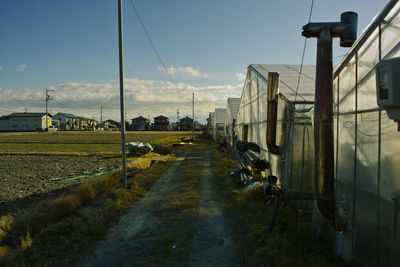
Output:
(189, 150), (239, 266)
(79, 147), (240, 267)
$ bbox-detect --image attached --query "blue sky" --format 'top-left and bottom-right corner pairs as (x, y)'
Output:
(0, 0), (389, 122)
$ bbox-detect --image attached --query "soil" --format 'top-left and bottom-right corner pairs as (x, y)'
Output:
(0, 155), (117, 216)
(79, 147), (241, 266)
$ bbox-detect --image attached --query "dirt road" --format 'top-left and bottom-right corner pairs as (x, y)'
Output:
(79, 146), (241, 266)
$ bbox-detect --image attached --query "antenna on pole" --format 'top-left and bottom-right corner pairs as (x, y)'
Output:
(118, 0), (127, 188)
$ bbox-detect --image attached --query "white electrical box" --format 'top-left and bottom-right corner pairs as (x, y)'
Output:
(375, 57), (400, 122)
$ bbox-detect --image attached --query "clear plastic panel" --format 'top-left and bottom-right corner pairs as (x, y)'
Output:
(354, 111), (379, 264)
(338, 57), (356, 112)
(357, 28), (379, 111)
(379, 111), (400, 264)
(381, 4), (400, 59)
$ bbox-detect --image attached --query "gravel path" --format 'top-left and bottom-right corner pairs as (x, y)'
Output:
(79, 148), (240, 266)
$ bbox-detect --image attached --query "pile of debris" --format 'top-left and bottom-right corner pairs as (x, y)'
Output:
(126, 142), (172, 156)
(230, 141), (284, 231)
(231, 141), (270, 187)
(231, 141), (281, 197)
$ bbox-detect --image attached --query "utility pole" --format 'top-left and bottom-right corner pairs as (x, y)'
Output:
(90, 104), (108, 126)
(118, 0), (127, 188)
(192, 93), (195, 140)
(176, 108), (180, 131)
(45, 89), (54, 130)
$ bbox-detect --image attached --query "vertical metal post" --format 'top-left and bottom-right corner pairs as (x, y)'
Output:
(100, 104), (103, 125)
(45, 89), (53, 130)
(192, 93), (194, 140)
(118, 0), (127, 188)
(377, 23), (382, 267)
(45, 91), (48, 131)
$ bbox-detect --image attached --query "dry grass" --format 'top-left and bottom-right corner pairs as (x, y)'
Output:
(0, 151), (178, 266)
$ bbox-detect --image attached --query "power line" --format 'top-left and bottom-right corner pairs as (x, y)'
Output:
(128, 0), (176, 85)
(52, 97), (69, 109)
(294, 0), (315, 104)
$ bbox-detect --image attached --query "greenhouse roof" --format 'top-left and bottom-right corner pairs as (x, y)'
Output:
(215, 108), (226, 124)
(227, 98), (241, 119)
(249, 64), (315, 102)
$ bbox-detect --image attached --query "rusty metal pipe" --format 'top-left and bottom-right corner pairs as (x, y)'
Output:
(267, 72), (283, 155)
(302, 12), (357, 224)
(314, 28), (335, 221)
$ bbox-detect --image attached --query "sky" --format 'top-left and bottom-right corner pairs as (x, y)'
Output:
(0, 0), (390, 123)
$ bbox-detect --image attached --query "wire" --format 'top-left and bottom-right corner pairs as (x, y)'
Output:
(52, 97), (69, 109)
(294, 0), (315, 104)
(128, 0), (176, 85)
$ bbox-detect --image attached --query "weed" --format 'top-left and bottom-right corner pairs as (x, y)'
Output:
(75, 183), (96, 205)
(19, 231), (33, 250)
(0, 216), (13, 242)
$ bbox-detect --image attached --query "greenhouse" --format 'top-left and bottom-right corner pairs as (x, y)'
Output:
(233, 64), (316, 206)
(332, 0), (400, 264)
(224, 98), (240, 146)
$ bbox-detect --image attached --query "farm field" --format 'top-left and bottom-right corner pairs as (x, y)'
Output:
(0, 131), (197, 215)
(0, 131), (196, 153)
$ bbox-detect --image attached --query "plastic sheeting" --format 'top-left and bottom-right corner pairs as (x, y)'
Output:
(333, 1), (400, 264)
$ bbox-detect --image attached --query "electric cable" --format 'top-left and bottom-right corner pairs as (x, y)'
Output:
(294, 0), (315, 104)
(128, 0), (176, 85)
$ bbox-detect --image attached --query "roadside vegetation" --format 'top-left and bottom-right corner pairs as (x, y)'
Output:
(208, 141), (352, 266)
(0, 151), (184, 266)
(0, 132), (195, 265)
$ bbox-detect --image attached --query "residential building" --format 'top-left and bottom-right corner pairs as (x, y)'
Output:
(179, 116), (193, 131)
(131, 116), (150, 131)
(0, 112), (52, 131)
(103, 119), (119, 130)
(53, 113), (79, 130)
(153, 115), (169, 131)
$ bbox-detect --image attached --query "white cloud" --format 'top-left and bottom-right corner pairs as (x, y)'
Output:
(16, 64), (27, 71)
(0, 77), (241, 123)
(236, 72), (246, 81)
(158, 65), (210, 78)
(0, 66), (3, 71)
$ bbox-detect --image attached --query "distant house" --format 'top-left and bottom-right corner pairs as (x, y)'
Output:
(53, 113), (79, 130)
(153, 115), (169, 131)
(0, 116), (9, 132)
(179, 116), (193, 131)
(103, 119), (119, 130)
(131, 116), (150, 131)
(0, 112), (52, 132)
